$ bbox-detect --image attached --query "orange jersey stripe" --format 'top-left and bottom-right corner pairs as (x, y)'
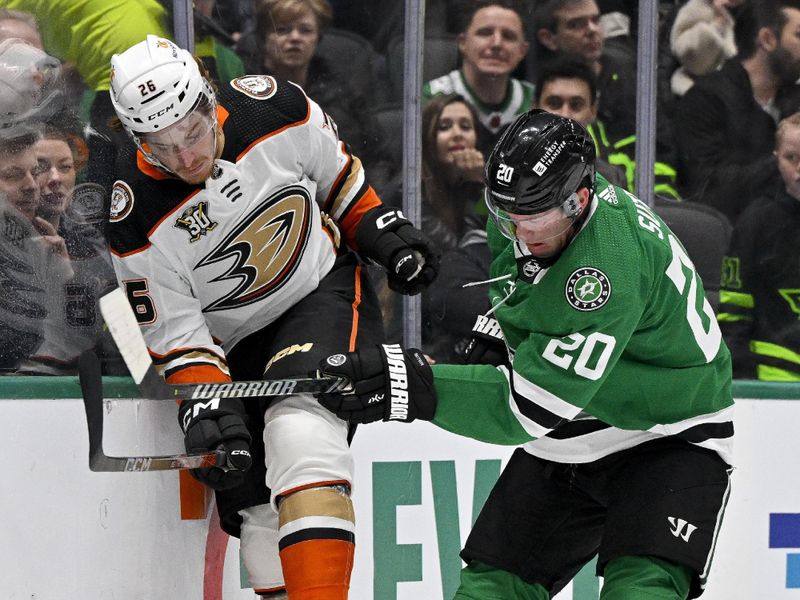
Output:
(338, 187), (382, 248)
(166, 364), (231, 384)
(236, 98), (311, 162)
(349, 265), (362, 352)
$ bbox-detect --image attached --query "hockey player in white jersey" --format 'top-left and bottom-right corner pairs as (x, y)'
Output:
(106, 35), (438, 599)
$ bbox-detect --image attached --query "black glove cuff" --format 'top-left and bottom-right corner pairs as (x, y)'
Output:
(380, 344), (436, 422)
(178, 397), (248, 433)
(355, 206), (411, 262)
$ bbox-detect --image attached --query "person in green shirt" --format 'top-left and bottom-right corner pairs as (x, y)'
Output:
(317, 110), (734, 599)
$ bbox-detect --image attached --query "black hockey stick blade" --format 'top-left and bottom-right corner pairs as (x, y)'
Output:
(77, 350), (225, 472)
(99, 287), (353, 401)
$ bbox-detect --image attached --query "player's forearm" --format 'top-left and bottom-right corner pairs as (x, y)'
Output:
(430, 363), (534, 445)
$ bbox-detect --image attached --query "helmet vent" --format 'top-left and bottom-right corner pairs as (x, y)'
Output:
(140, 90), (165, 105)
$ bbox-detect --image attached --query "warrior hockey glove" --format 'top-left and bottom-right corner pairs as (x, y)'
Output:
(317, 344), (437, 424)
(178, 397), (252, 490)
(462, 314), (509, 367)
(355, 207), (440, 295)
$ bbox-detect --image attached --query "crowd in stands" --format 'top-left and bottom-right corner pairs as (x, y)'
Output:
(1, 0), (800, 381)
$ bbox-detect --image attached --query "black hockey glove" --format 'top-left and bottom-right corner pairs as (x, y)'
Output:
(317, 344), (437, 424)
(462, 314), (508, 367)
(355, 207), (439, 295)
(178, 397), (252, 490)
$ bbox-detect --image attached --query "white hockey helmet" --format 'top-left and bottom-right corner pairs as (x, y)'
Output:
(109, 35), (215, 140)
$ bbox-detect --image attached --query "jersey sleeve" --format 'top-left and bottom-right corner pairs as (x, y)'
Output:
(295, 87), (382, 248)
(431, 281), (644, 444)
(111, 239), (230, 384)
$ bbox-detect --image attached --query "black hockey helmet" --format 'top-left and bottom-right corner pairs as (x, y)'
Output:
(484, 109), (596, 219)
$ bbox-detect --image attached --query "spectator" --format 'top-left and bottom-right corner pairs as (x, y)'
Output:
(718, 111), (800, 381)
(533, 57), (627, 189)
(423, 0), (533, 154)
(0, 128), (73, 371)
(669, 0), (743, 98)
(254, 0), (398, 203)
(421, 94), (486, 253)
(534, 0), (679, 199)
(16, 122), (119, 375)
(419, 93), (487, 361)
(675, 0), (800, 222)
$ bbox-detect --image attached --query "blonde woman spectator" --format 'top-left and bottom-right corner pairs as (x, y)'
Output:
(670, 0), (744, 97)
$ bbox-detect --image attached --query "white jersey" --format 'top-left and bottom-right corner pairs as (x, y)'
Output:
(422, 69), (535, 134)
(108, 76), (383, 381)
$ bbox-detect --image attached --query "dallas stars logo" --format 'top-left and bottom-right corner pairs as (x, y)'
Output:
(565, 267), (611, 311)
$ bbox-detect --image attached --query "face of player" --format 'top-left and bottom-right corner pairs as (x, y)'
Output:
(35, 138), (75, 219)
(538, 0), (603, 64)
(768, 8), (800, 86)
(776, 124), (800, 201)
(142, 109), (217, 184)
(435, 101), (477, 164)
(0, 145), (39, 221)
(263, 8), (320, 74)
(536, 77), (597, 125)
(502, 188), (590, 257)
(458, 5), (529, 80)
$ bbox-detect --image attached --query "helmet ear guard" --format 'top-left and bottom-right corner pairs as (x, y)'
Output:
(562, 192), (581, 219)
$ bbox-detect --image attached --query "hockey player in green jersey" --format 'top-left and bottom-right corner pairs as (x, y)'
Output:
(317, 110), (734, 599)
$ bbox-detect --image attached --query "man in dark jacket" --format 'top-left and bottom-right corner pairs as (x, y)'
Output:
(675, 0), (800, 222)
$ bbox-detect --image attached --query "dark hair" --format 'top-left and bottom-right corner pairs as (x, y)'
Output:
(421, 94), (483, 231)
(533, 0), (580, 33)
(456, 0), (527, 34)
(736, 0), (800, 59)
(0, 129), (39, 155)
(534, 56), (598, 105)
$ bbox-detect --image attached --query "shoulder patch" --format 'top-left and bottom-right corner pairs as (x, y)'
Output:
(109, 180), (135, 223)
(565, 267), (611, 311)
(230, 75), (278, 100)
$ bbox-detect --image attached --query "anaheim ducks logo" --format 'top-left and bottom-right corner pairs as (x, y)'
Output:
(197, 186), (311, 311)
(230, 75), (277, 100)
(109, 180), (134, 222)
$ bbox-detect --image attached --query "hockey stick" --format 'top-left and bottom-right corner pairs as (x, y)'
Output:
(98, 287), (353, 401)
(78, 350), (225, 472)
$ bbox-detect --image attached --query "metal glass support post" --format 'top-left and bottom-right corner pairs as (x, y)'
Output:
(172, 0), (195, 52)
(634, 1), (658, 206)
(402, 0), (426, 348)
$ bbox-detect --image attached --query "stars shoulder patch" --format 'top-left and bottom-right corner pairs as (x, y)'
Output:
(565, 267), (611, 311)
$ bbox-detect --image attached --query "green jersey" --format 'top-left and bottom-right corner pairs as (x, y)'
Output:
(431, 175), (734, 465)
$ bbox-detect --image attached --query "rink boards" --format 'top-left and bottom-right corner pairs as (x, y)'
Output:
(1, 377), (798, 600)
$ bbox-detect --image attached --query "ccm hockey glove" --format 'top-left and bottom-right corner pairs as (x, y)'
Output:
(178, 397), (252, 490)
(317, 344), (437, 424)
(462, 314), (509, 367)
(355, 207), (439, 295)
